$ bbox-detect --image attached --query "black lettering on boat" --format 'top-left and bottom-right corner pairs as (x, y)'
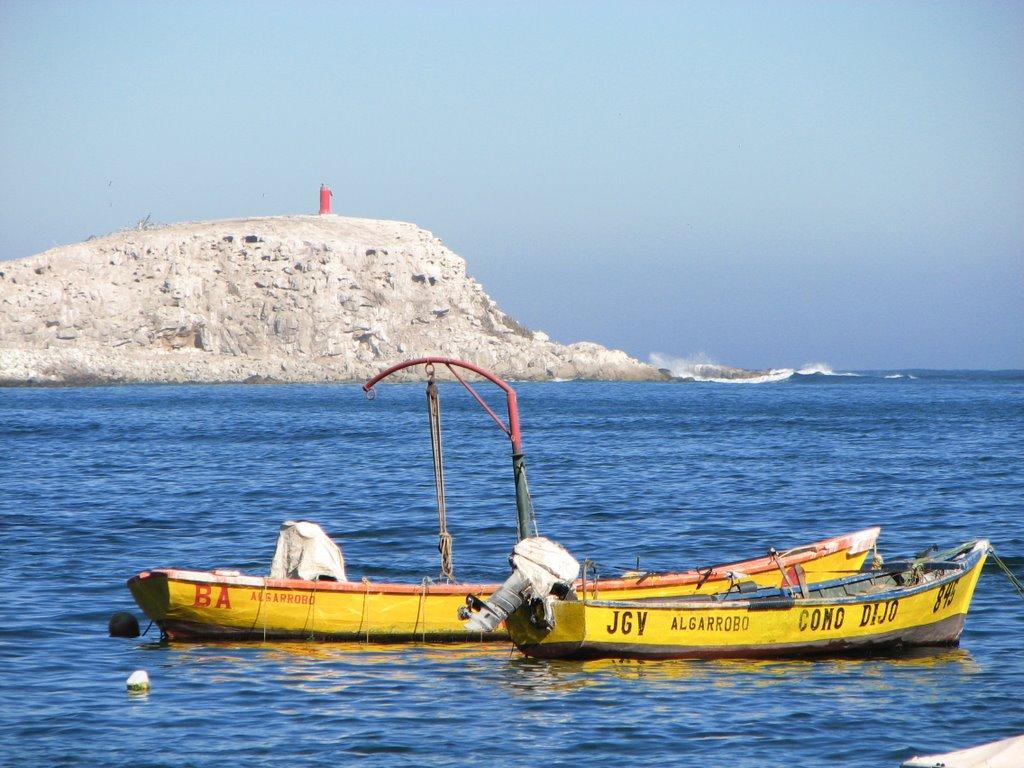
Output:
(621, 611), (634, 635)
(606, 610), (620, 634)
(860, 605), (872, 627)
(800, 607), (844, 634)
(636, 611), (648, 637)
(821, 607), (834, 631)
(933, 578), (961, 613)
(887, 600), (898, 622)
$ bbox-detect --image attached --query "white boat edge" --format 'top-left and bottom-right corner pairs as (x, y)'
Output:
(901, 732), (1024, 768)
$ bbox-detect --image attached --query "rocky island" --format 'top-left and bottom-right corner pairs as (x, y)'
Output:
(0, 215), (665, 385)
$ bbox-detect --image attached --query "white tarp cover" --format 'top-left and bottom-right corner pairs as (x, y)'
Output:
(902, 733), (1024, 768)
(269, 520), (347, 582)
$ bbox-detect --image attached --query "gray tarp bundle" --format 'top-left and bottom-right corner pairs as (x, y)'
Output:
(269, 520), (348, 582)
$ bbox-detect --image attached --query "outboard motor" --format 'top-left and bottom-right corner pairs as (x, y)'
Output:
(461, 537), (580, 633)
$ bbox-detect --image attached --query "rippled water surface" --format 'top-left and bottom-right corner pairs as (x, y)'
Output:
(2, 372), (1022, 767)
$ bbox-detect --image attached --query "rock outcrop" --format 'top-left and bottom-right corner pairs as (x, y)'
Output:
(0, 215), (664, 385)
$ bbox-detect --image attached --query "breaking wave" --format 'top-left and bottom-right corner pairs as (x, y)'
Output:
(649, 353), (868, 384)
(796, 362), (859, 377)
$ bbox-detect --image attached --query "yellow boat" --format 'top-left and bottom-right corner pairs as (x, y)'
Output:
(128, 526), (879, 641)
(126, 357), (880, 642)
(475, 538), (989, 660)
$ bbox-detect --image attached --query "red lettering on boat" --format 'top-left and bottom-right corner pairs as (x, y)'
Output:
(215, 585), (231, 609)
(194, 584), (212, 607)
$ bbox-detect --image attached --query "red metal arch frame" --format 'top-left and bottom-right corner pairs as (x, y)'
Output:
(363, 357), (536, 539)
(364, 357), (523, 453)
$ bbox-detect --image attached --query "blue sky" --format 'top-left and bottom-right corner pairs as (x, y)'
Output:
(1, 1), (1021, 369)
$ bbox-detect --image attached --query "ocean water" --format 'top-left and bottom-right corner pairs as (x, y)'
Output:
(1, 371), (1022, 767)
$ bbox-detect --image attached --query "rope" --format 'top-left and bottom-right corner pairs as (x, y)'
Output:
(437, 532), (454, 582)
(306, 577), (319, 640)
(261, 581), (268, 642)
(416, 577), (431, 642)
(359, 577), (371, 642)
(244, 578), (268, 641)
(582, 560), (600, 600)
(990, 548), (1024, 601)
(427, 372), (455, 582)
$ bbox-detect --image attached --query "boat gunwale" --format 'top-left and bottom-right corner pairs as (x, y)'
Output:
(572, 539), (989, 612)
(127, 526), (881, 596)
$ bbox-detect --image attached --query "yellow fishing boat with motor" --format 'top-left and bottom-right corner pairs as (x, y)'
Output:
(463, 537), (989, 659)
(128, 525), (879, 642)
(127, 357), (880, 642)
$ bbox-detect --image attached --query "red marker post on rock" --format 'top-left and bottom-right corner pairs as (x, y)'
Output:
(319, 184), (332, 214)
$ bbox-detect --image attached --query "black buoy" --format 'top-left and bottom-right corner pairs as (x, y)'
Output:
(108, 611), (140, 638)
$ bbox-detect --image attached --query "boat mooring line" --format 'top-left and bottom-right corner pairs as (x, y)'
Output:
(262, 580), (269, 642)
(243, 579), (269, 641)
(305, 578), (320, 640)
(990, 548), (1024, 602)
(583, 559), (600, 600)
(416, 578), (431, 642)
(359, 578), (371, 642)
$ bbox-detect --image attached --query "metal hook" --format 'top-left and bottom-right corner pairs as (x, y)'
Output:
(365, 387), (377, 401)
(425, 362), (436, 382)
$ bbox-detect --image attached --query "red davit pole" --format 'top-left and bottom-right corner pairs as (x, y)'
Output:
(319, 184), (332, 214)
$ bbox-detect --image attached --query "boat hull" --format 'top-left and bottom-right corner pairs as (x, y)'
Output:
(508, 541), (988, 660)
(127, 527), (878, 642)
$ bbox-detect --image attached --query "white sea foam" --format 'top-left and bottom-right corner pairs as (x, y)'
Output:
(714, 369), (795, 384)
(649, 353), (858, 383)
(795, 362), (859, 377)
(649, 352), (793, 383)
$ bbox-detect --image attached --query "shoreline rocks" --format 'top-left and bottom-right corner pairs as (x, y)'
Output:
(0, 215), (666, 386)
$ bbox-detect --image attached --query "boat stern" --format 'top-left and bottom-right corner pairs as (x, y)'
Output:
(127, 571), (172, 625)
(507, 599), (588, 659)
